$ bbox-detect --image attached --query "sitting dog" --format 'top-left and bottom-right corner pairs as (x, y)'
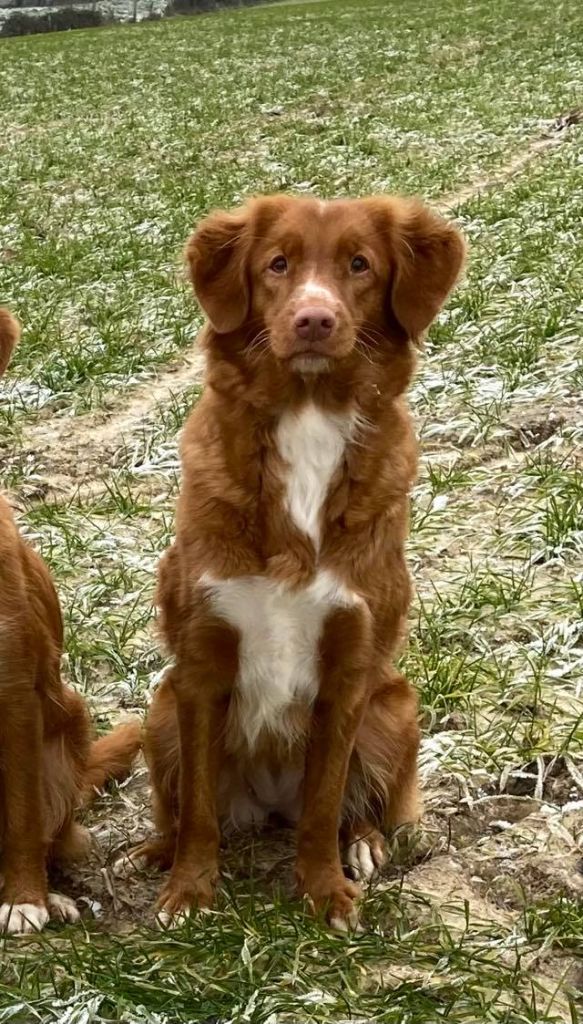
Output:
(117, 195), (465, 928)
(0, 308), (141, 934)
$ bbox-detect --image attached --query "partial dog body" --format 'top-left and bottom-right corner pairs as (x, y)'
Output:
(0, 310), (141, 933)
(119, 195), (465, 927)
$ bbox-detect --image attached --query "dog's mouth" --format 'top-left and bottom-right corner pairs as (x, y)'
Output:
(267, 324), (356, 373)
(289, 352), (332, 374)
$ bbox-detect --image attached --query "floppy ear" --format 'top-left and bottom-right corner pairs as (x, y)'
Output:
(185, 206), (250, 334)
(367, 198), (466, 341)
(0, 307), (20, 377)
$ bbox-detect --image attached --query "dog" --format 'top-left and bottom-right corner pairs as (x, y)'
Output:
(116, 194), (465, 928)
(0, 308), (141, 934)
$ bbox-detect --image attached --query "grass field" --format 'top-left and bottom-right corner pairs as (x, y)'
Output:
(1, 0), (583, 1019)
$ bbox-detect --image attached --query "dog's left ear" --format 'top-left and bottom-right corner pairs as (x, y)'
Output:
(185, 205), (250, 334)
(366, 198), (466, 342)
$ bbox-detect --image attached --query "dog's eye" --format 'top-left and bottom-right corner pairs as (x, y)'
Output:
(269, 256), (288, 274)
(351, 255), (370, 274)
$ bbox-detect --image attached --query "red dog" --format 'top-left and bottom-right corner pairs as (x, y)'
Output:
(0, 309), (141, 934)
(117, 195), (465, 928)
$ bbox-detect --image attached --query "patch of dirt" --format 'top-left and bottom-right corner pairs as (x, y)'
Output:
(398, 793), (583, 914)
(506, 414), (567, 450)
(396, 857), (579, 1022)
(54, 761), (300, 932)
(404, 853), (515, 927)
(502, 402), (583, 452)
(393, 803), (583, 1019)
(501, 755), (583, 805)
(51, 764), (156, 932)
(463, 803), (583, 907)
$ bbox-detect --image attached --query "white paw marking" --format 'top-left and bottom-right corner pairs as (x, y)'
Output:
(0, 902), (49, 935)
(346, 835), (386, 882)
(156, 906), (191, 930)
(330, 907), (364, 934)
(47, 892), (80, 924)
(112, 852), (148, 879)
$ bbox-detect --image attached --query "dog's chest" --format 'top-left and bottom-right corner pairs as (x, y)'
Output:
(203, 404), (358, 752)
(275, 404), (355, 550)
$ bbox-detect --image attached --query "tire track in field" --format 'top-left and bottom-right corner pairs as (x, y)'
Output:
(16, 346), (205, 499)
(437, 135), (564, 214)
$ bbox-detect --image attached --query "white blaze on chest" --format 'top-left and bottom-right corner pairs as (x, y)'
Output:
(202, 571), (360, 752)
(275, 403), (355, 550)
(200, 404), (360, 760)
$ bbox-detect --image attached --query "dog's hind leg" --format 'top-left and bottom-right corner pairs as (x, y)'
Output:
(342, 667), (420, 881)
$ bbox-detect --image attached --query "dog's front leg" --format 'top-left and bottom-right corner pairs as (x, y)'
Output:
(0, 686), (49, 934)
(157, 622), (236, 926)
(296, 604), (371, 930)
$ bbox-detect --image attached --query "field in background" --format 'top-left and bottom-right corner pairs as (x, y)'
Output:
(1, 0), (582, 1019)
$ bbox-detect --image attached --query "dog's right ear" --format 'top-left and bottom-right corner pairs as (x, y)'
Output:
(0, 308), (20, 377)
(185, 207), (250, 334)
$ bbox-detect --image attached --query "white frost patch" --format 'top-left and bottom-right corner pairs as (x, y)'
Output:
(0, 378), (56, 411)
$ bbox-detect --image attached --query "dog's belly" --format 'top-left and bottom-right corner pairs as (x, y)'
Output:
(202, 570), (361, 755)
(221, 762), (304, 831)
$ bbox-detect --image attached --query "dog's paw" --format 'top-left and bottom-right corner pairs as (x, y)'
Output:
(156, 904), (192, 929)
(344, 829), (386, 883)
(330, 903), (364, 934)
(47, 892), (80, 924)
(297, 862), (362, 933)
(0, 901), (49, 935)
(112, 851), (149, 879)
(112, 839), (174, 879)
(156, 876), (215, 929)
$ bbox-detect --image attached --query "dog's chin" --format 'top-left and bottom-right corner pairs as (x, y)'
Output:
(289, 354), (332, 375)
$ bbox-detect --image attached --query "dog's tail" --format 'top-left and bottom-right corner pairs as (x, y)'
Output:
(82, 719), (142, 804)
(0, 307), (20, 377)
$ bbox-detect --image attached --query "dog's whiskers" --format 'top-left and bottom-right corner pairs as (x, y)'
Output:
(354, 339), (375, 366)
(245, 329), (271, 367)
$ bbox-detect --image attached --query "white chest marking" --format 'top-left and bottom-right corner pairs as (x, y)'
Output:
(201, 571), (361, 751)
(199, 404), (360, 756)
(275, 403), (355, 551)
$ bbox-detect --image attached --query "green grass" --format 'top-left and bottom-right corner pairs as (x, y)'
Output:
(1, 0), (583, 1019)
(0, 887), (578, 1023)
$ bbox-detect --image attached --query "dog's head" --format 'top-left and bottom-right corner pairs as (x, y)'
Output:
(186, 194), (465, 383)
(0, 308), (20, 378)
